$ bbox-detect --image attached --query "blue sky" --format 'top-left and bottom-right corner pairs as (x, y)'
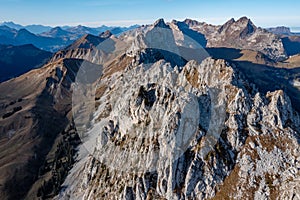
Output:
(0, 0), (300, 28)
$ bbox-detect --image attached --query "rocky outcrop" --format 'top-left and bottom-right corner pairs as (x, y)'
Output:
(57, 57), (300, 199)
(153, 18), (169, 29)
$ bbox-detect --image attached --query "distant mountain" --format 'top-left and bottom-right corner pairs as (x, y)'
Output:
(65, 24), (140, 36)
(0, 22), (140, 51)
(266, 26), (300, 37)
(0, 21), (23, 30)
(49, 30), (127, 64)
(291, 27), (300, 33)
(1, 21), (140, 35)
(0, 44), (52, 82)
(60, 25), (72, 30)
(0, 21), (52, 34)
(109, 27), (123, 35)
(65, 34), (106, 50)
(0, 25), (17, 45)
(14, 28), (40, 41)
(13, 28), (71, 51)
(24, 24), (52, 34)
(0, 26), (73, 52)
(267, 26), (292, 35)
(47, 25), (110, 40)
(93, 25), (110, 33)
(99, 30), (113, 38)
(39, 27), (75, 39)
(110, 25), (140, 35)
(66, 25), (101, 36)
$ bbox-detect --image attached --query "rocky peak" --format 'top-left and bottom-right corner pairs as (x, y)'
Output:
(51, 26), (64, 32)
(237, 16), (255, 28)
(171, 19), (189, 30)
(183, 18), (203, 27)
(66, 25), (98, 35)
(65, 34), (105, 50)
(227, 17), (236, 24)
(153, 18), (169, 29)
(0, 25), (16, 32)
(236, 16), (252, 23)
(237, 17), (256, 37)
(81, 34), (97, 41)
(218, 18), (235, 33)
(99, 30), (112, 38)
(15, 28), (35, 37)
(218, 16), (256, 37)
(43, 26), (69, 37)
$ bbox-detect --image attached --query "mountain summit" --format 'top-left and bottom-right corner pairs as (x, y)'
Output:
(99, 30), (112, 38)
(40, 27), (71, 38)
(153, 18), (169, 28)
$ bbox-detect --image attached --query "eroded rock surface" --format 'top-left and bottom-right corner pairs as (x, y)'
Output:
(57, 57), (300, 200)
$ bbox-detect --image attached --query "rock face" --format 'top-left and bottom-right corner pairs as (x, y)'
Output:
(182, 17), (287, 61)
(57, 55), (300, 199)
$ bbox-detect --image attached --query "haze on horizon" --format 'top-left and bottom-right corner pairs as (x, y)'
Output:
(0, 0), (300, 29)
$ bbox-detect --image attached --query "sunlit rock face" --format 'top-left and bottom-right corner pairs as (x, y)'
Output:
(57, 57), (300, 200)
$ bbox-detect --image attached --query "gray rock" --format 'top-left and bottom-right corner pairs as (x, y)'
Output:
(56, 57), (300, 200)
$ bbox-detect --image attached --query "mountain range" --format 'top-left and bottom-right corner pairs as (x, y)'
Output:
(0, 21), (53, 34)
(0, 22), (139, 52)
(0, 17), (300, 200)
(0, 21), (139, 35)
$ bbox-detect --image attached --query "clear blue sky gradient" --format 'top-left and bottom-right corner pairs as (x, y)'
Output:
(0, 0), (300, 28)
